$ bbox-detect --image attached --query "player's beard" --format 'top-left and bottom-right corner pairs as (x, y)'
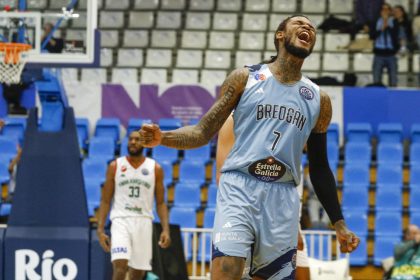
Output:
(284, 37), (312, 59)
(128, 147), (143, 157)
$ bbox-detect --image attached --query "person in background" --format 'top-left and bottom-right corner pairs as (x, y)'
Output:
(355, 0), (384, 37)
(388, 224), (420, 279)
(41, 23), (64, 53)
(412, 1), (420, 49)
(393, 5), (413, 54)
(7, 147), (22, 202)
(372, 3), (400, 87)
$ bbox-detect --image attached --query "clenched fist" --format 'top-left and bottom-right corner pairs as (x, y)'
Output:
(139, 124), (162, 147)
(335, 220), (360, 253)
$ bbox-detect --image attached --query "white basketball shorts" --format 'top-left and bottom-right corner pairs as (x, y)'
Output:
(110, 216), (153, 270)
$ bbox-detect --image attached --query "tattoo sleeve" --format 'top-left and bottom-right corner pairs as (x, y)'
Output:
(161, 68), (248, 149)
(312, 90), (332, 133)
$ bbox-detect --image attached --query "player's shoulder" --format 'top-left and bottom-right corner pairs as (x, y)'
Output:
(301, 75), (320, 93)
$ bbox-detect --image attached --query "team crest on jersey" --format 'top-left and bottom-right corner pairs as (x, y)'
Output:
(254, 73), (266, 81)
(299, 86), (314, 100)
(248, 157), (286, 182)
(121, 165), (127, 172)
(141, 168), (149, 176)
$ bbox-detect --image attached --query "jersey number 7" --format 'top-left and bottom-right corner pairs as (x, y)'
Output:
(271, 131), (282, 151)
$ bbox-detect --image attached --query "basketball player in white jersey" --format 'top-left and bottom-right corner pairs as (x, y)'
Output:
(216, 115), (310, 280)
(97, 131), (171, 280)
(139, 15), (359, 279)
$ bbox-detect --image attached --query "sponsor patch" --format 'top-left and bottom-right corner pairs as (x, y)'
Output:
(254, 73), (266, 81)
(121, 165), (127, 172)
(248, 157), (286, 182)
(141, 168), (149, 176)
(299, 86), (314, 100)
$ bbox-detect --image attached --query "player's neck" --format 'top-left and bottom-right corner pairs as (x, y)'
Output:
(126, 155), (145, 165)
(272, 55), (303, 84)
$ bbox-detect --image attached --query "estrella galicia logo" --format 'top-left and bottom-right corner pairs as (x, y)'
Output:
(248, 157), (286, 182)
(299, 86), (314, 100)
(254, 73), (266, 81)
(141, 168), (149, 176)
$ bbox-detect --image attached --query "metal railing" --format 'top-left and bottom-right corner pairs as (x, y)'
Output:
(180, 228), (350, 280)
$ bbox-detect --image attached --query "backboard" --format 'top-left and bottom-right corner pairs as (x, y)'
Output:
(0, 0), (99, 67)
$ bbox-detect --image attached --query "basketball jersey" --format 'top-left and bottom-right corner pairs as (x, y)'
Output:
(221, 64), (321, 185)
(110, 156), (156, 220)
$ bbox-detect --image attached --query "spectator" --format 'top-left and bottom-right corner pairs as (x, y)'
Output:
(372, 3), (400, 87)
(412, 1), (420, 49)
(388, 224), (420, 279)
(7, 147), (22, 202)
(41, 23), (64, 53)
(393, 5), (413, 53)
(355, 0), (384, 37)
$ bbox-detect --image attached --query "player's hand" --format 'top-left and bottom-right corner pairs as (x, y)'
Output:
(139, 124), (162, 148)
(159, 230), (171, 249)
(334, 220), (360, 253)
(97, 230), (111, 252)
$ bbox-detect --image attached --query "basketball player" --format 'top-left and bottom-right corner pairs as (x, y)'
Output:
(139, 15), (359, 279)
(97, 131), (171, 280)
(216, 115), (310, 280)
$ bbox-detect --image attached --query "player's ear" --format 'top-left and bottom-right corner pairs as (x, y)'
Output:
(276, 31), (284, 41)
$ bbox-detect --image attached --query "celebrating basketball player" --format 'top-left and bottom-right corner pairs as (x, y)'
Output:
(216, 115), (310, 280)
(139, 15), (359, 279)
(97, 131), (171, 280)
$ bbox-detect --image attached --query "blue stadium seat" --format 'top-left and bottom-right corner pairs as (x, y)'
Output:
(411, 211), (420, 227)
(170, 206), (197, 228)
(377, 165), (403, 189)
(184, 144), (211, 162)
(302, 153), (307, 167)
(378, 123), (403, 144)
(159, 160), (173, 187)
(152, 146), (179, 163)
(375, 212), (402, 237)
(173, 183), (201, 208)
(1, 117), (26, 144)
(204, 207), (216, 228)
(127, 118), (152, 135)
(411, 124), (420, 143)
(373, 236), (400, 266)
(0, 160), (10, 184)
(88, 137), (115, 162)
(343, 164), (370, 188)
(179, 160), (206, 185)
(95, 118), (121, 144)
(119, 137), (128, 157)
(349, 235), (368, 266)
(82, 158), (108, 184)
(327, 142), (339, 166)
(0, 203), (11, 217)
(410, 165), (420, 185)
(305, 234), (330, 260)
(346, 123), (372, 144)
(376, 188), (402, 212)
(377, 142), (403, 166)
(327, 123), (339, 145)
(343, 211), (368, 236)
(341, 188), (369, 213)
(198, 233), (212, 262)
(76, 118), (89, 149)
(0, 136), (18, 162)
(344, 142), (371, 167)
(410, 143), (420, 166)
(207, 183), (217, 208)
(211, 163), (217, 183)
(159, 118), (182, 131)
(85, 179), (102, 216)
(410, 185), (420, 212)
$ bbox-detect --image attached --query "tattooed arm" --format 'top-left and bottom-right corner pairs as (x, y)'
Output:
(139, 68), (248, 149)
(307, 90), (360, 253)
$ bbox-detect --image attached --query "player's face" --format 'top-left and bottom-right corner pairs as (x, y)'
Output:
(128, 132), (144, 156)
(279, 17), (316, 59)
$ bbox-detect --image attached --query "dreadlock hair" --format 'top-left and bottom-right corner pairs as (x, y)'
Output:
(260, 14), (310, 64)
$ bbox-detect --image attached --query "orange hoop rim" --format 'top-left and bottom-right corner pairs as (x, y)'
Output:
(0, 42), (31, 64)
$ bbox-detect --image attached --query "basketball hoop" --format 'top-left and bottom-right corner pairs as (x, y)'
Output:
(0, 42), (31, 84)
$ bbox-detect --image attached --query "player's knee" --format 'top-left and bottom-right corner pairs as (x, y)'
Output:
(113, 260), (128, 275)
(215, 256), (244, 278)
(129, 269), (146, 280)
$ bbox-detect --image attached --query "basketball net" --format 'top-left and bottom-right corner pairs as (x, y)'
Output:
(0, 43), (31, 84)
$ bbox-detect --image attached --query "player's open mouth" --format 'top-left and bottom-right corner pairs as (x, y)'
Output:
(297, 32), (311, 44)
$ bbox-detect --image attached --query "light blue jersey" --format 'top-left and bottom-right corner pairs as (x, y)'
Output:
(221, 64), (321, 185)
